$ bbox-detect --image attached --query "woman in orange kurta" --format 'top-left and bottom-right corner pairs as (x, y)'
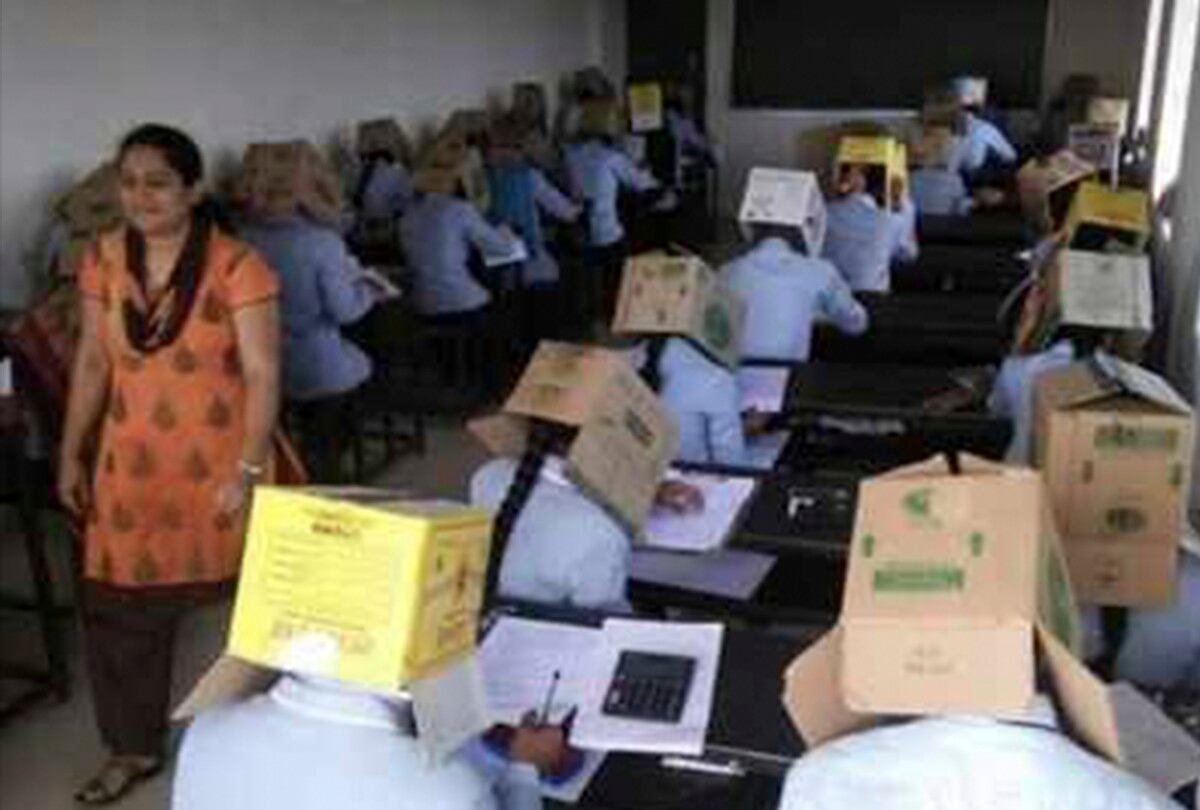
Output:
(58, 124), (282, 804)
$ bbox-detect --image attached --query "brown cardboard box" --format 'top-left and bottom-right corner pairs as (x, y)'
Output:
(1068, 124), (1122, 181)
(1034, 357), (1193, 606)
(54, 162), (123, 236)
(235, 141), (344, 226)
(417, 137), (490, 212)
(1017, 151), (1097, 235)
(1052, 250), (1153, 335)
(356, 118), (413, 166)
(612, 254), (746, 370)
(1088, 97), (1131, 134)
(469, 342), (679, 533)
(783, 455), (1122, 763)
(1066, 182), (1151, 253)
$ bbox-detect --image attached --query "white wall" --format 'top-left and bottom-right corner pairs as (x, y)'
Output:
(702, 0), (1152, 215)
(0, 0), (604, 305)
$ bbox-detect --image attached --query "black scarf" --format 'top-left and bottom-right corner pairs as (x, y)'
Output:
(122, 207), (211, 353)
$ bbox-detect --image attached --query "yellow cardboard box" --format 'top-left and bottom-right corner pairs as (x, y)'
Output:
(1066, 182), (1151, 253)
(224, 490), (489, 692)
(612, 254), (746, 370)
(628, 82), (664, 133)
(835, 136), (905, 212)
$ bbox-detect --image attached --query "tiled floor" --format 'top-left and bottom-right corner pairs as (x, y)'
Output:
(0, 419), (487, 809)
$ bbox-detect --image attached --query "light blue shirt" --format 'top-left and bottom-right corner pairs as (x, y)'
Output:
(1115, 551), (1200, 689)
(823, 193), (899, 293)
(775, 708), (1176, 810)
(510, 169), (581, 286)
(399, 194), (515, 316)
(565, 140), (659, 247)
(470, 457), (631, 610)
(724, 238), (869, 361)
(360, 161), (414, 223)
(988, 341), (1076, 464)
(240, 219), (374, 400)
(173, 675), (541, 810)
(650, 337), (746, 466)
(890, 195), (919, 264)
(911, 168), (974, 216)
(665, 109), (712, 188)
(960, 114), (1019, 174)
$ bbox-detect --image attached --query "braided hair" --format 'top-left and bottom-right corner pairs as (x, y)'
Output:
(486, 420), (559, 603)
(639, 335), (669, 394)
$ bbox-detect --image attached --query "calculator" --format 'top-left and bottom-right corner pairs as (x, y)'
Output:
(602, 650), (696, 723)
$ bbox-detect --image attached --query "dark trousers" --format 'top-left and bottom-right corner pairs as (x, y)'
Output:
(582, 240), (628, 327)
(82, 581), (228, 758)
(292, 388), (361, 485)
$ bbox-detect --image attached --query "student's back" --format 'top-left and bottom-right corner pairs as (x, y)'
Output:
(649, 337), (746, 466)
(239, 217), (374, 399)
(358, 160), (414, 222)
(823, 193), (896, 293)
(173, 676), (499, 810)
(400, 193), (510, 317)
(565, 139), (657, 247)
(470, 456), (631, 610)
(988, 340), (1076, 464)
(911, 168), (973, 216)
(727, 237), (868, 360)
(961, 113), (1018, 175)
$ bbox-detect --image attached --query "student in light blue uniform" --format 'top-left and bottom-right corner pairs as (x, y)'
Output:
(356, 157), (414, 225)
(1113, 552), (1200, 689)
(399, 167), (517, 323)
(638, 337), (747, 467)
(824, 163), (917, 293)
(174, 674), (557, 810)
(240, 210), (386, 482)
(987, 339), (1077, 464)
(471, 419), (702, 610)
(724, 224), (868, 361)
(564, 100), (662, 317)
(910, 128), (975, 216)
(959, 111), (1019, 176)
(487, 115), (582, 338)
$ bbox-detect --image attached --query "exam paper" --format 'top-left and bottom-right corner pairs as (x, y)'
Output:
(483, 228), (530, 268)
(478, 617), (603, 726)
(643, 473), (757, 553)
(737, 367), (790, 414)
(572, 619), (723, 756)
(630, 548), (776, 600)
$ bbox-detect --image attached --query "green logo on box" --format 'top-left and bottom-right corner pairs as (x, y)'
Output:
(874, 564), (965, 593)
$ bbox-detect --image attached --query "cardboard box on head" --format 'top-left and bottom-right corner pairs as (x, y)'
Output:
(469, 342), (679, 535)
(54, 162), (123, 237)
(1088, 97), (1131, 134)
(440, 109), (492, 148)
(921, 96), (967, 135)
(835, 136), (905, 212)
(1034, 357), (1193, 607)
(356, 118), (414, 166)
(235, 141), (344, 227)
(1068, 124), (1122, 183)
(173, 491), (493, 719)
(1052, 250), (1153, 335)
(1017, 150), (1097, 235)
(612, 254), (746, 370)
(952, 76), (989, 108)
(738, 168), (827, 255)
(576, 98), (625, 141)
(1065, 182), (1150, 253)
(416, 137), (490, 212)
(627, 82), (664, 133)
(782, 455), (1123, 764)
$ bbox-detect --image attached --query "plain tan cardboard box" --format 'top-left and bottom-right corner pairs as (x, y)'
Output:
(612, 254), (746, 370)
(236, 141), (344, 226)
(470, 342), (679, 534)
(1017, 150), (1096, 235)
(783, 455), (1122, 764)
(1034, 358), (1193, 606)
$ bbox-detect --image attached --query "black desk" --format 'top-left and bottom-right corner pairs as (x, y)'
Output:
(918, 212), (1028, 248)
(811, 292), (1008, 366)
(893, 243), (1027, 295)
(490, 604), (812, 809)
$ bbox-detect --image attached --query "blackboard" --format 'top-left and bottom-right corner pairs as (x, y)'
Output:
(733, 0), (1049, 109)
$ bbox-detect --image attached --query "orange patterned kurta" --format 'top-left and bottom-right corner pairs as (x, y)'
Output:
(78, 227), (280, 587)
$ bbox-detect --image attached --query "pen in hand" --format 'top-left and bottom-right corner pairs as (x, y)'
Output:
(539, 670), (561, 726)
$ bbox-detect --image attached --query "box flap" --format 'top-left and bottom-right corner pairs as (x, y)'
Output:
(781, 628), (875, 747)
(738, 168), (827, 255)
(1057, 250), (1153, 332)
(1035, 363), (1120, 412)
(468, 413), (530, 458)
(870, 453), (1008, 481)
(173, 655), (278, 721)
(1036, 625), (1123, 763)
(1091, 354), (1193, 414)
(564, 358), (680, 532)
(503, 342), (625, 427)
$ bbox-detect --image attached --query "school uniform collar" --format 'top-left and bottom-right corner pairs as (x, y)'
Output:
(848, 192), (879, 211)
(270, 675), (416, 735)
(756, 237), (796, 258)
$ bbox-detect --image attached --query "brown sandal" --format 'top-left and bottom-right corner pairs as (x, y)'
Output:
(74, 757), (164, 806)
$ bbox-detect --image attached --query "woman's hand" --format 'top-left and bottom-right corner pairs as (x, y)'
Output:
(655, 480), (705, 515)
(57, 457), (91, 519)
(215, 473), (253, 527)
